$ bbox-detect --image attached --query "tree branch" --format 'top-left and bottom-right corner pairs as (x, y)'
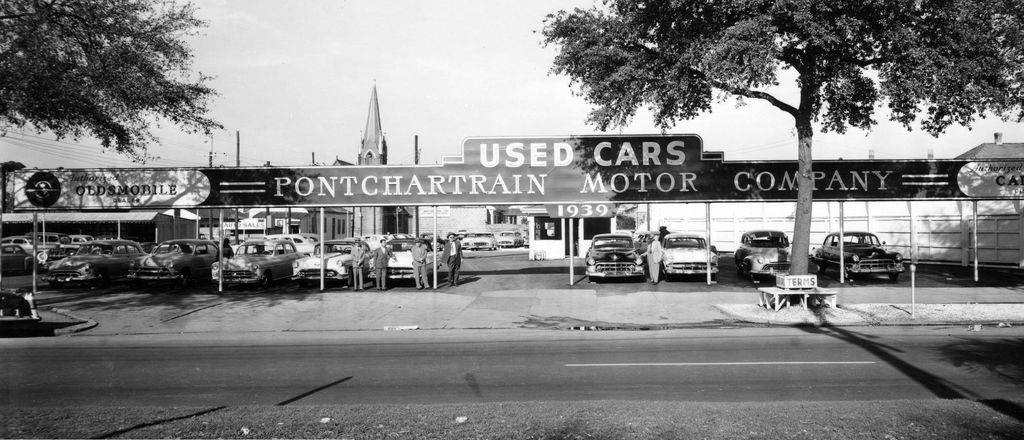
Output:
(707, 79), (799, 116)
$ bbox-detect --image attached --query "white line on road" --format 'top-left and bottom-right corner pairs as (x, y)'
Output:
(564, 361), (876, 367)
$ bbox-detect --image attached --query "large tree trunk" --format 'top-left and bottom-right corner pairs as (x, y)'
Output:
(790, 114), (814, 275)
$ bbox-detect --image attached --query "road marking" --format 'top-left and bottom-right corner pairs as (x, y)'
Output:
(564, 361), (876, 367)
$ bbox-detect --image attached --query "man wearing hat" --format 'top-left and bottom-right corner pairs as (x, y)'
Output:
(411, 239), (431, 290)
(440, 233), (463, 287)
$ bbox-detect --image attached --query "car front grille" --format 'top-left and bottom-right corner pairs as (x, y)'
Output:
(595, 262), (637, 272)
(134, 267), (171, 276)
(223, 270), (255, 279)
(760, 262), (790, 271)
(855, 259), (900, 270)
(48, 269), (83, 278)
(299, 269), (339, 277)
(668, 262), (710, 271)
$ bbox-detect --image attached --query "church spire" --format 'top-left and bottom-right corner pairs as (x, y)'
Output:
(359, 84), (387, 165)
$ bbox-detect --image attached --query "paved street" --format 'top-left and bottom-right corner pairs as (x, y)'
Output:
(3, 326), (1023, 407)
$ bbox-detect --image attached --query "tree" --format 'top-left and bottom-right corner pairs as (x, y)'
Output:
(1, 160), (25, 211)
(0, 0), (220, 162)
(543, 0), (1024, 275)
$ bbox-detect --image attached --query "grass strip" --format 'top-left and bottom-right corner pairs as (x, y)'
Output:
(3, 399), (1023, 439)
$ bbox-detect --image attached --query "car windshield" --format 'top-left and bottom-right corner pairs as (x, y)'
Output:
(238, 244), (274, 255)
(499, 232), (516, 236)
(664, 237), (705, 249)
(592, 237), (633, 249)
(76, 244), (114, 255)
(749, 233), (788, 247)
(153, 243), (193, 254)
(388, 241), (416, 252)
(843, 234), (881, 246)
(324, 243), (354, 253)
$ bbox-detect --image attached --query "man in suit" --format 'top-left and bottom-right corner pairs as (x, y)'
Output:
(441, 233), (463, 287)
(371, 238), (394, 291)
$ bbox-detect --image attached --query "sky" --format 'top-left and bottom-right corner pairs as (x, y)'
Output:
(5, 0), (1024, 169)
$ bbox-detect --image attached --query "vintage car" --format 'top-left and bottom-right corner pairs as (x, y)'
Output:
(1, 234), (71, 265)
(462, 232), (498, 251)
(292, 238), (370, 287)
(265, 233), (319, 255)
(1, 244), (33, 274)
(496, 231), (525, 248)
(368, 238), (435, 281)
(734, 230), (791, 280)
(812, 231), (904, 282)
(212, 239), (304, 286)
(128, 239), (219, 286)
(585, 233), (645, 280)
(42, 240), (146, 288)
(0, 236), (34, 253)
(361, 234), (388, 251)
(661, 233), (719, 281)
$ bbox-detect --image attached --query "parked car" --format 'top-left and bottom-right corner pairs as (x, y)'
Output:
(292, 238), (369, 287)
(42, 240), (146, 288)
(0, 236), (33, 254)
(661, 233), (719, 281)
(812, 231), (904, 282)
(496, 231), (525, 248)
(1, 244), (33, 274)
(68, 235), (95, 245)
(265, 233), (319, 255)
(368, 238), (435, 282)
(462, 232), (498, 251)
(585, 233), (645, 280)
(418, 232), (446, 247)
(361, 234), (388, 251)
(212, 239), (303, 286)
(734, 230), (791, 280)
(128, 239), (219, 287)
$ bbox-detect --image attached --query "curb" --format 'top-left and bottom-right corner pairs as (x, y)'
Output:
(49, 308), (98, 335)
(711, 304), (1024, 328)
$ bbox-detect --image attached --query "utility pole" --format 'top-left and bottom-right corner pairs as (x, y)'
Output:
(311, 152), (316, 165)
(208, 133), (214, 167)
(236, 131), (240, 167)
(414, 135), (420, 165)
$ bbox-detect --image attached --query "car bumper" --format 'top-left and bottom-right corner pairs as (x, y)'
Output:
(749, 262), (791, 276)
(846, 263), (904, 274)
(293, 269), (348, 281)
(663, 263), (719, 275)
(586, 266), (645, 278)
(368, 268), (418, 279)
(128, 271), (184, 281)
(41, 272), (98, 283)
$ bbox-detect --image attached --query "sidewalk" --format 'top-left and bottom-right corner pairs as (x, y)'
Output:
(12, 284), (1024, 336)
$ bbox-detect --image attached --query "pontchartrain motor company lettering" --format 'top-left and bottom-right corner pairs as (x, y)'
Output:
(8, 135), (1016, 211)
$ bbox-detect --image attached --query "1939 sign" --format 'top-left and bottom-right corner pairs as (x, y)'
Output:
(546, 203), (615, 218)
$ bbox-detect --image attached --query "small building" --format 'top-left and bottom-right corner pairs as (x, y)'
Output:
(0, 210), (198, 243)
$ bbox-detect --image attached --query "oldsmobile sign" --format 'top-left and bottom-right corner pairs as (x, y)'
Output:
(7, 135), (1013, 211)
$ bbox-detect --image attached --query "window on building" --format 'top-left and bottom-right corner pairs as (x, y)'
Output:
(533, 216), (562, 240)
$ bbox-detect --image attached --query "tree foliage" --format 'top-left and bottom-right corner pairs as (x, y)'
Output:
(0, 0), (220, 161)
(543, 0), (1024, 274)
(543, 0), (1024, 133)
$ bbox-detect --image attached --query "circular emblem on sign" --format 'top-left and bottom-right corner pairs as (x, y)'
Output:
(24, 172), (61, 207)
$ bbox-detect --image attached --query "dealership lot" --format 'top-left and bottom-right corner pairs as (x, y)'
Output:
(3, 249), (1023, 335)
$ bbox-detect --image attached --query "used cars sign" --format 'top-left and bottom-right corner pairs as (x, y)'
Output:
(8, 135), (1017, 211)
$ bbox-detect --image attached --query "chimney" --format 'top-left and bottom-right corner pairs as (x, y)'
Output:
(994, 132), (1003, 145)
(927, 149), (934, 160)
(868, 149), (875, 160)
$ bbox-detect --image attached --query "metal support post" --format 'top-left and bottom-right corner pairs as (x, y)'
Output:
(29, 212), (38, 317)
(569, 219), (575, 286)
(218, 209), (224, 293)
(432, 206), (438, 289)
(839, 201), (845, 284)
(706, 202), (712, 285)
(0, 209), (4, 289)
(911, 263), (916, 319)
(319, 207), (325, 292)
(195, 210), (200, 239)
(286, 207), (292, 234)
(973, 200), (979, 282)
(909, 201), (916, 318)
(117, 219), (121, 239)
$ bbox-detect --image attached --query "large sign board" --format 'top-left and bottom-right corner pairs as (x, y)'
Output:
(9, 135), (1023, 211)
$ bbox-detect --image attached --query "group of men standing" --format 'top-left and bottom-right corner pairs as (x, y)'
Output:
(348, 233), (464, 291)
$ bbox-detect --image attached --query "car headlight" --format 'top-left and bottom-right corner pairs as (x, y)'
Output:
(755, 256), (765, 264)
(167, 262), (175, 270)
(251, 264), (260, 271)
(894, 253), (903, 261)
(293, 261), (300, 269)
(851, 255), (860, 263)
(212, 262), (220, 269)
(586, 257), (595, 265)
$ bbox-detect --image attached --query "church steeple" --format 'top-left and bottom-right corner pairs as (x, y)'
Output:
(358, 84), (387, 165)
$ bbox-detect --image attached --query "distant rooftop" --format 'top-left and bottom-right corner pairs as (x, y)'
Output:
(955, 133), (1024, 159)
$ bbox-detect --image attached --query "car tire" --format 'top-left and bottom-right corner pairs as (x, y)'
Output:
(95, 271), (111, 288)
(888, 272), (900, 283)
(259, 271), (273, 288)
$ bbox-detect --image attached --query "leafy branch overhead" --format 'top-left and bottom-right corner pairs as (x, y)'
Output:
(542, 0), (1024, 134)
(0, 0), (221, 161)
